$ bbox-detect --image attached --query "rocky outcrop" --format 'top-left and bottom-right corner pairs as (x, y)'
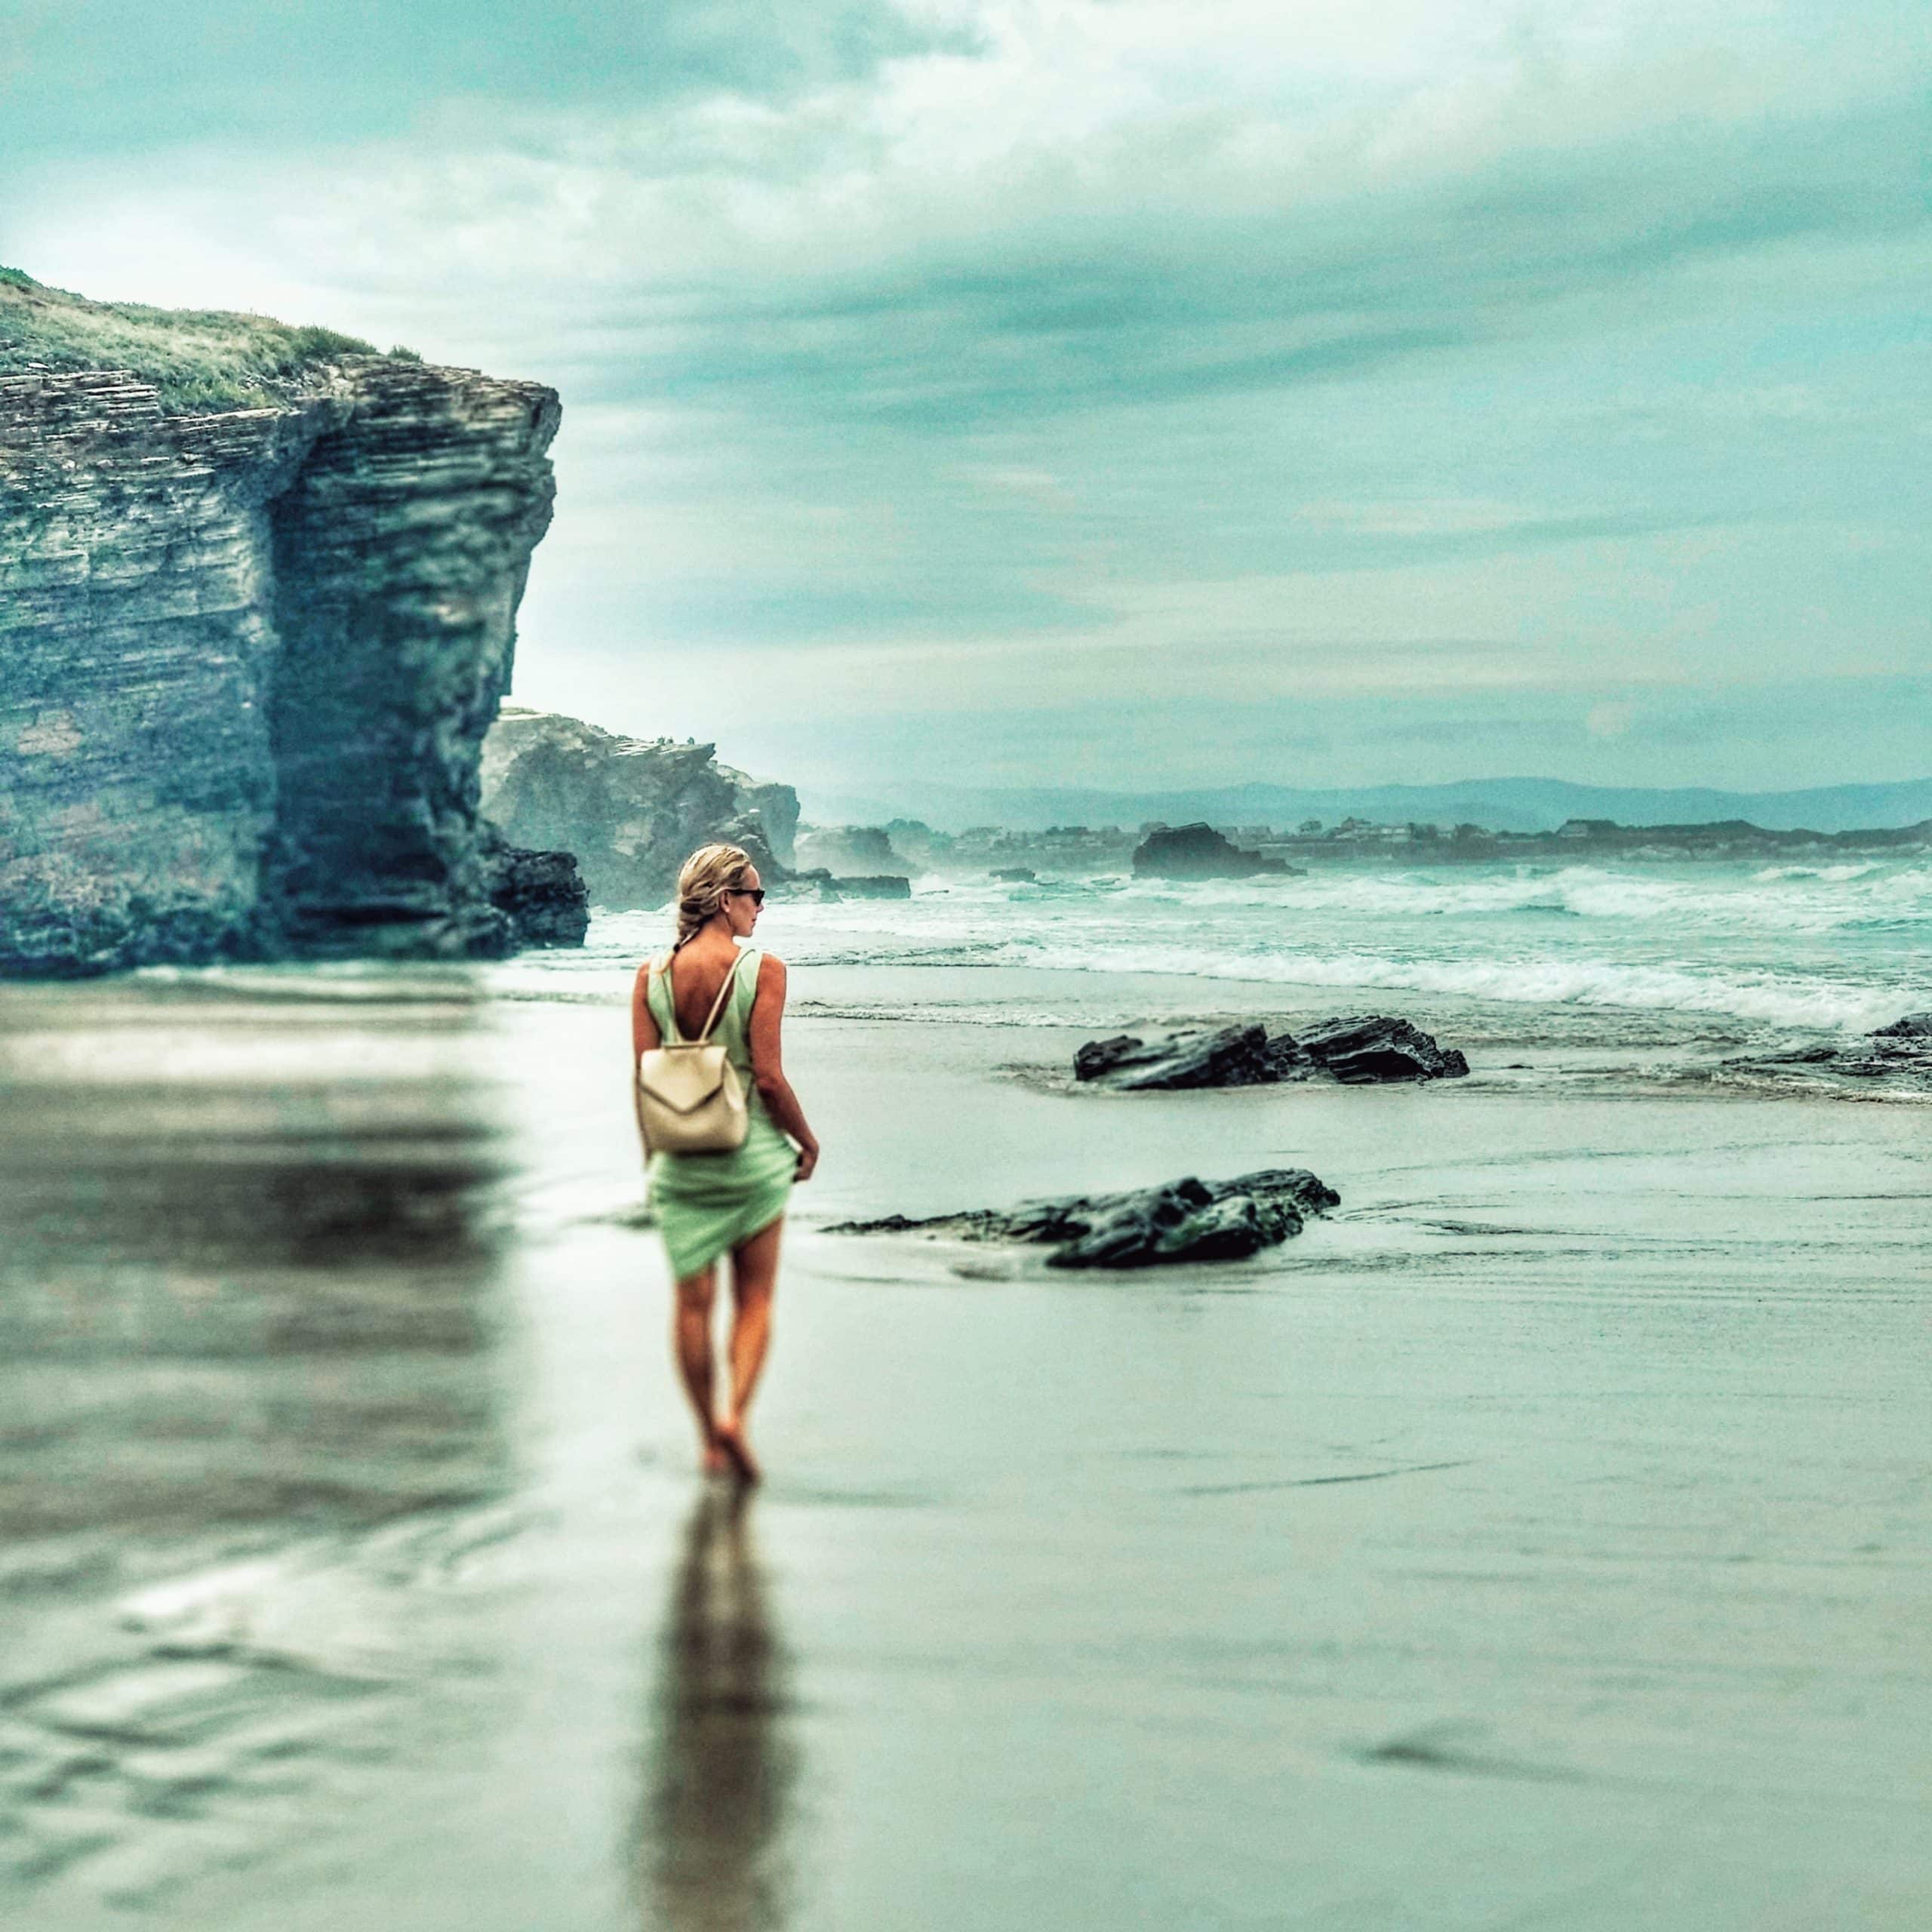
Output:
(2, 349), (567, 974)
(1269, 814), (1932, 866)
(1076, 1023), (1287, 1088)
(1873, 1013), (1932, 1039)
(1287, 1016), (1472, 1083)
(1132, 822), (1296, 880)
(480, 707), (801, 909)
(1724, 1015), (1932, 1094)
(794, 823), (909, 876)
(829, 1168), (1340, 1269)
(1075, 1015), (1469, 1088)
(478, 829), (590, 949)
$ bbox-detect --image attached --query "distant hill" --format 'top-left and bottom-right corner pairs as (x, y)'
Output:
(804, 775), (1932, 837)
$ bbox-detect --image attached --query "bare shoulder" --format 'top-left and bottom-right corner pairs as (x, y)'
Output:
(755, 951), (788, 989)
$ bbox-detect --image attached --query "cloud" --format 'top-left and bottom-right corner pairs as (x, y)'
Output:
(6, 0), (1929, 787)
(0, 0), (971, 157)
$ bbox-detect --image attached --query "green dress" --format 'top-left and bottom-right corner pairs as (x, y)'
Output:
(645, 946), (796, 1280)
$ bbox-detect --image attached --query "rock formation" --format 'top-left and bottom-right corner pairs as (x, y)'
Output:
(829, 1168), (1340, 1269)
(478, 826), (590, 949)
(884, 820), (1138, 877)
(481, 706), (803, 909)
(1075, 1015), (1469, 1088)
(1266, 814), (1932, 866)
(1875, 1012), (1932, 1038)
(1132, 822), (1297, 879)
(2, 277), (577, 974)
(1288, 1015), (1472, 1083)
(1723, 1014), (1932, 1094)
(794, 823), (909, 876)
(481, 707), (916, 906)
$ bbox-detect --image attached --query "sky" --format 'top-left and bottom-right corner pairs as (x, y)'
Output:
(4, 0), (1928, 802)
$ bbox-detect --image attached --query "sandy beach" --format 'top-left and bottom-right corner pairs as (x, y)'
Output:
(2, 963), (1927, 1930)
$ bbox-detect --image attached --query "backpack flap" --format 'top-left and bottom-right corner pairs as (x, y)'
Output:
(638, 1043), (731, 1114)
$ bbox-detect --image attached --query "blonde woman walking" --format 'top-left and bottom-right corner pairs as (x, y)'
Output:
(632, 844), (820, 1483)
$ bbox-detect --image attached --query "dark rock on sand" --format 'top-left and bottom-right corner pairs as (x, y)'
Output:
(1291, 1014), (1472, 1084)
(1075, 1023), (1284, 1089)
(828, 1168), (1340, 1269)
(1132, 822), (1293, 880)
(1075, 1015), (1468, 1089)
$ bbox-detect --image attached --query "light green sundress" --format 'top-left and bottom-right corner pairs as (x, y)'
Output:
(645, 946), (796, 1281)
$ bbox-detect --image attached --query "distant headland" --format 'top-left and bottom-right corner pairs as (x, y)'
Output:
(801, 774), (1932, 838)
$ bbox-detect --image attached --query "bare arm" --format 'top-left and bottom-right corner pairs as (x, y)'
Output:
(747, 953), (820, 1181)
(630, 961), (662, 1149)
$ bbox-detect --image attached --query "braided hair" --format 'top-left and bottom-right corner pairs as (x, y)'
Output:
(672, 843), (753, 950)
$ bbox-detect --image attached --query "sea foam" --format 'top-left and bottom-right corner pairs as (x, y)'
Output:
(484, 858), (1930, 1038)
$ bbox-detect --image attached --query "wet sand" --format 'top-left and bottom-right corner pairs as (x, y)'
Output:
(2, 967), (1927, 1929)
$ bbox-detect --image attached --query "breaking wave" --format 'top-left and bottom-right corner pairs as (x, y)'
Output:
(489, 857), (1929, 1038)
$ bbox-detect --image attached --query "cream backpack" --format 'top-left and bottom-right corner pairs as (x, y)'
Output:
(636, 948), (751, 1155)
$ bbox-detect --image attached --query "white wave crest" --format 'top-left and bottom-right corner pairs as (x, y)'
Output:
(1012, 943), (1907, 1032)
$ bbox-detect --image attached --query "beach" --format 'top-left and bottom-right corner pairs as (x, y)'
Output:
(1, 937), (1927, 1930)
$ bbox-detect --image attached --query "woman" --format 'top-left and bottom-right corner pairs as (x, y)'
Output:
(632, 844), (820, 1484)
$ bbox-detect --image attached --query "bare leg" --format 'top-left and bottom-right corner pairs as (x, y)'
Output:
(672, 1266), (726, 1474)
(715, 1217), (783, 1484)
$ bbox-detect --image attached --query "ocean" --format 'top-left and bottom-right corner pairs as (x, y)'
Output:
(489, 855), (1932, 1046)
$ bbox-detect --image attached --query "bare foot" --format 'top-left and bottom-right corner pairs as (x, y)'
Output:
(701, 1441), (729, 1477)
(713, 1416), (761, 1486)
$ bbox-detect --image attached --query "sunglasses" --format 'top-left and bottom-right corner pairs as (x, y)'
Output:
(728, 887), (767, 906)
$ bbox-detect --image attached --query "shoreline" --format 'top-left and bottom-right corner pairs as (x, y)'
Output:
(1, 969), (1927, 1926)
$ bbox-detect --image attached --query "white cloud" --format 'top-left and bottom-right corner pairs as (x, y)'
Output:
(9, 0), (1929, 787)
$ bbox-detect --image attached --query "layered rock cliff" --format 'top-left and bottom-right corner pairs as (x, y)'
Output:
(1, 276), (580, 974)
(481, 706), (801, 908)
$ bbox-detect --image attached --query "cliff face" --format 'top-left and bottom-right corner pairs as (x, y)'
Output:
(1, 357), (572, 974)
(481, 706), (801, 908)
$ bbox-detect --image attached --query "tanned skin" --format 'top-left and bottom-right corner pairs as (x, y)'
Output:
(632, 866), (820, 1481)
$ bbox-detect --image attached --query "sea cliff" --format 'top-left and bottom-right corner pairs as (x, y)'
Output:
(0, 274), (579, 974)
(481, 706), (801, 907)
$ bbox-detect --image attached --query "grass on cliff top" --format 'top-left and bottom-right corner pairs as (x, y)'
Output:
(0, 266), (396, 414)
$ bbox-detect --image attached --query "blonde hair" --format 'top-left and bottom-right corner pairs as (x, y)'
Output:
(672, 843), (752, 949)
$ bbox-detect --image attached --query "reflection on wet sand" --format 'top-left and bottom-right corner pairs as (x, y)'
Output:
(0, 972), (514, 1913)
(0, 974), (512, 1544)
(641, 1491), (801, 1932)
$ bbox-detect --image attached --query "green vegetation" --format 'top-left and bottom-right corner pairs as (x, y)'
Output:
(0, 267), (387, 414)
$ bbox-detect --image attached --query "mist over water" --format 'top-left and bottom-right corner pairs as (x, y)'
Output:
(492, 859), (1932, 1038)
